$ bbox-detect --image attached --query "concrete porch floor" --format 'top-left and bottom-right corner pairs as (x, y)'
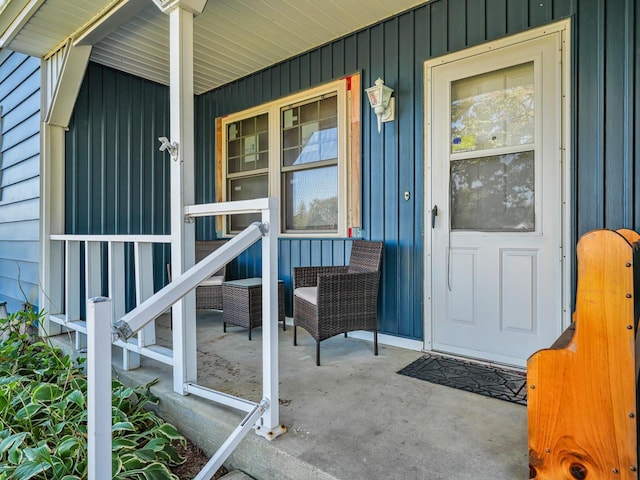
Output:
(105, 311), (527, 480)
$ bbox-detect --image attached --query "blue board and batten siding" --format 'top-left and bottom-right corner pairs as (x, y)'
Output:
(0, 51), (41, 313)
(193, 0), (576, 339)
(65, 63), (172, 311)
(66, 0), (638, 340)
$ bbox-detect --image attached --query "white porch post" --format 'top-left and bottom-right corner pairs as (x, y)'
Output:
(169, 5), (196, 394)
(155, 0), (206, 394)
(39, 43), (91, 335)
(39, 124), (65, 335)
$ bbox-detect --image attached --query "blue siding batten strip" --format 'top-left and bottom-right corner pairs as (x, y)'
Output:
(575, 0), (605, 235)
(448, 0), (468, 51)
(603, 0), (630, 228)
(486, 0), (507, 39)
(506, 0), (529, 33)
(622, 0), (635, 228)
(636, 0), (640, 229)
(528, 0), (552, 27)
(398, 12), (419, 338)
(430, 0), (449, 56)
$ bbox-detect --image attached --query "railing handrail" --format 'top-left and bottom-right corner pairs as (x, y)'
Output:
(112, 222), (265, 341)
(50, 234), (172, 243)
(86, 197), (283, 479)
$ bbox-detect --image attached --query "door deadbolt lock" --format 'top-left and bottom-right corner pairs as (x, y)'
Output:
(404, 191), (410, 201)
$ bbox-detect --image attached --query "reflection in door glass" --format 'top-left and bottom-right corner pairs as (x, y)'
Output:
(451, 62), (534, 153)
(450, 151), (534, 231)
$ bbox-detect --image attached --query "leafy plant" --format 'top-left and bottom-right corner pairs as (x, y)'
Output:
(0, 305), (186, 479)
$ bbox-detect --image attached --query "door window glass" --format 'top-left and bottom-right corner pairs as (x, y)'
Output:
(451, 62), (534, 153)
(450, 151), (534, 231)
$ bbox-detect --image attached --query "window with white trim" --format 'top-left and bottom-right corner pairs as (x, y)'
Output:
(220, 77), (358, 237)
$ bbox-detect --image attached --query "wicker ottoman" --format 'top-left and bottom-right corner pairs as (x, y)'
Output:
(222, 278), (285, 340)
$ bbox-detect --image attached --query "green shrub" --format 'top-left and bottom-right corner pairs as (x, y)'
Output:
(0, 306), (186, 479)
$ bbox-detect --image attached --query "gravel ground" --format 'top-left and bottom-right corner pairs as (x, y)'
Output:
(171, 438), (228, 479)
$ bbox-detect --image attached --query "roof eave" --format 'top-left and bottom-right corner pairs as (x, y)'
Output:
(0, 0), (45, 52)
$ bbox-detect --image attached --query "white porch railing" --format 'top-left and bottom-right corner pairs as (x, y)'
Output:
(53, 198), (283, 479)
(48, 233), (172, 369)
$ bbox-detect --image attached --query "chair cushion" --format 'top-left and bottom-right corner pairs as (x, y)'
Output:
(294, 286), (317, 305)
(200, 276), (224, 287)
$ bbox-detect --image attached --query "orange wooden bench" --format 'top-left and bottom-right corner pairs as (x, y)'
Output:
(528, 229), (640, 479)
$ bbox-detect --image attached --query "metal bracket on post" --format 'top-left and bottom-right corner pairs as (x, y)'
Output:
(257, 221), (269, 236)
(254, 417), (287, 441)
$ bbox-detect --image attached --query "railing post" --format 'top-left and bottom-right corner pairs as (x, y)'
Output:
(256, 197), (284, 439)
(82, 241), (102, 351)
(87, 297), (112, 480)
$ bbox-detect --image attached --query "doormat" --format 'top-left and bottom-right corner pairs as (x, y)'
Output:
(397, 354), (527, 405)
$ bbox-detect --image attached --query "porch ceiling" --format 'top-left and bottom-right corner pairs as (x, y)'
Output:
(3, 0), (428, 95)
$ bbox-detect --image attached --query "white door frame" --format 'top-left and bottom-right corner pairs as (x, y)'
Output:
(423, 19), (572, 355)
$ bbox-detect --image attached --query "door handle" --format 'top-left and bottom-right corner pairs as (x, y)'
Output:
(431, 205), (438, 228)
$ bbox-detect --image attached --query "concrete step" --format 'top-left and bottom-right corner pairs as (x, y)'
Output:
(220, 471), (255, 480)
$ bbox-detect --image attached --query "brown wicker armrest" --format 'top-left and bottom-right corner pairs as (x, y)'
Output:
(294, 266), (347, 288)
(315, 271), (381, 315)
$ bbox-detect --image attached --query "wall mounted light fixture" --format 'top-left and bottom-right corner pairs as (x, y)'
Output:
(365, 77), (395, 133)
(158, 136), (179, 161)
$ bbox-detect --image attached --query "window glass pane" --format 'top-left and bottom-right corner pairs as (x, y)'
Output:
(282, 108), (298, 128)
(228, 175), (268, 231)
(258, 132), (268, 151)
(281, 95), (338, 167)
(228, 139), (240, 157)
(300, 102), (318, 123)
(227, 157), (241, 174)
(319, 96), (337, 119)
(228, 122), (239, 140)
(282, 128), (298, 149)
(450, 151), (534, 231)
(256, 152), (268, 170)
(256, 113), (268, 131)
(229, 174), (268, 201)
(301, 123), (318, 145)
(226, 113), (268, 174)
(244, 136), (257, 155)
(451, 62), (534, 153)
(284, 166), (338, 231)
(241, 117), (255, 135)
(283, 148), (299, 167)
(297, 143), (320, 165)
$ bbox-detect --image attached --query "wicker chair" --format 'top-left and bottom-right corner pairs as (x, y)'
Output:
(293, 240), (383, 366)
(195, 240), (227, 310)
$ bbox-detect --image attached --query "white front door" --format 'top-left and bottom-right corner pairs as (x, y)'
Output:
(426, 27), (568, 367)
